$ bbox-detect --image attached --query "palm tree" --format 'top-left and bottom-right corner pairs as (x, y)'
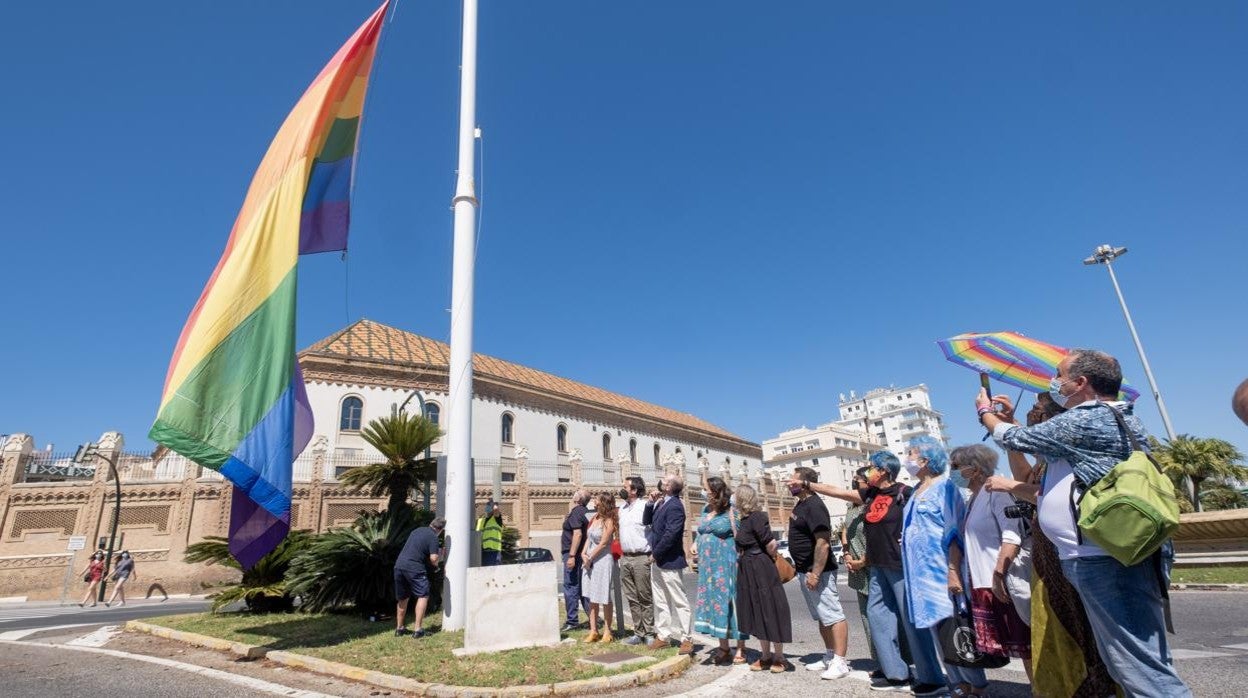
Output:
(340, 410), (441, 513)
(1151, 435), (1248, 512)
(1199, 481), (1248, 511)
(183, 530), (312, 612)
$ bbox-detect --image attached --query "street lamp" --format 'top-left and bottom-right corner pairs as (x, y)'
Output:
(399, 390), (435, 510)
(1082, 244), (1176, 440)
(75, 442), (122, 602)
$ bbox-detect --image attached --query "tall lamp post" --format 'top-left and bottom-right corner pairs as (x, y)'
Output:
(399, 390), (435, 511)
(75, 442), (122, 602)
(1083, 245), (1194, 506)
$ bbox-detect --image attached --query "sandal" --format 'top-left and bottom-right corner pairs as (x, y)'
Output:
(711, 648), (733, 666)
(732, 653), (746, 665)
(770, 659), (794, 673)
(749, 656), (773, 672)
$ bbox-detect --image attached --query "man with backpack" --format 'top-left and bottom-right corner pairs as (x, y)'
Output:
(808, 452), (933, 693)
(977, 349), (1190, 698)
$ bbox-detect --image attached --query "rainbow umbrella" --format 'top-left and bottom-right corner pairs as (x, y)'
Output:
(937, 331), (1141, 402)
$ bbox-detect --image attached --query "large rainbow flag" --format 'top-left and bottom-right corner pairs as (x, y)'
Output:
(150, 2), (389, 567)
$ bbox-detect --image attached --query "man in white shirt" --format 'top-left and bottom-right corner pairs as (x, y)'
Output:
(617, 476), (655, 645)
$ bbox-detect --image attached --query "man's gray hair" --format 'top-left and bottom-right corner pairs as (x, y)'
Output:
(949, 444), (998, 477)
(573, 489), (590, 506)
(1067, 349), (1123, 398)
(667, 474), (684, 497)
(430, 517), (447, 531)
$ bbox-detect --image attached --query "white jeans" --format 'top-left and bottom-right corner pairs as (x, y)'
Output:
(650, 565), (691, 642)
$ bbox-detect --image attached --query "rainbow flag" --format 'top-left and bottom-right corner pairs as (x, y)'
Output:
(150, 2), (389, 567)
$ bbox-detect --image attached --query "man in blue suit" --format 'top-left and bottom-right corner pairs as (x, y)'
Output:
(646, 474), (694, 654)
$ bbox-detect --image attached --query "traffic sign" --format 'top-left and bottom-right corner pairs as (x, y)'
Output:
(67, 536), (87, 551)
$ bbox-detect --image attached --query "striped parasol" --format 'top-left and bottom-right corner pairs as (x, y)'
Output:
(937, 331), (1141, 402)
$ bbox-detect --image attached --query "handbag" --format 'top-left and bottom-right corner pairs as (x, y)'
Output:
(774, 553), (796, 584)
(610, 539), (622, 561)
(1076, 405), (1180, 567)
(937, 593), (1010, 669)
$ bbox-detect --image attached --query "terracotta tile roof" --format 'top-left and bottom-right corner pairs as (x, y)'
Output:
(302, 319), (750, 444)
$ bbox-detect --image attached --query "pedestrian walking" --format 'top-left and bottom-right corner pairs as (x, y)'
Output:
(105, 551), (136, 607)
(393, 517), (445, 638)
(476, 500), (504, 566)
(560, 490), (592, 632)
(950, 444), (1032, 683)
(733, 483), (793, 674)
(647, 475), (694, 654)
(78, 551), (106, 607)
(582, 492), (618, 643)
(692, 476), (747, 665)
(979, 349), (1191, 697)
(786, 467), (850, 680)
(618, 476), (656, 646)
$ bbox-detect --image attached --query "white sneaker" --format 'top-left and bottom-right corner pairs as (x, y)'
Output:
(821, 655), (850, 680)
(806, 657), (830, 671)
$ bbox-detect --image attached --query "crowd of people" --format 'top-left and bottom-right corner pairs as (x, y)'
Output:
(551, 348), (1191, 697)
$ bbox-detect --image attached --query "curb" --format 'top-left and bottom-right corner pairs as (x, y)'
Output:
(1171, 583), (1248, 592)
(124, 620), (267, 660)
(127, 620), (693, 697)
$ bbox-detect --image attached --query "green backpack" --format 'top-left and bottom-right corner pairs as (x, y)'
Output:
(1076, 405), (1180, 567)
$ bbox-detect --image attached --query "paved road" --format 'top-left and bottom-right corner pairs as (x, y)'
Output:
(0, 598), (210, 636)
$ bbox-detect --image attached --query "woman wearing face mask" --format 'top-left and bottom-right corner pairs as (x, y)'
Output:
(106, 550), (137, 607)
(806, 451), (933, 693)
(902, 435), (988, 697)
(78, 551), (106, 607)
(950, 445), (1032, 685)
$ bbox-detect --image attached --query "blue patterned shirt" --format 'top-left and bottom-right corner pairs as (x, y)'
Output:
(992, 399), (1148, 486)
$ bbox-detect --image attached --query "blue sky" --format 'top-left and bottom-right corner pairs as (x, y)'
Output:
(3, 1), (1246, 457)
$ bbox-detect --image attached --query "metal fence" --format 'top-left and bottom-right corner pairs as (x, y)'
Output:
(23, 452), (95, 482)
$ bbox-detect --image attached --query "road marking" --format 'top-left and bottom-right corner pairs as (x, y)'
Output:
(66, 625), (121, 648)
(1221, 643), (1248, 651)
(1170, 649), (1234, 660)
(0, 639), (339, 698)
(0, 623), (94, 641)
(664, 664), (751, 697)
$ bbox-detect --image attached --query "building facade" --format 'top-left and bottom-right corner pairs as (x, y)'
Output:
(836, 384), (949, 461)
(761, 423), (883, 526)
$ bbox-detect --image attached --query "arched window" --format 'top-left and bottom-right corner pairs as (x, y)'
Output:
(501, 413), (514, 444)
(629, 438), (637, 463)
(602, 433), (611, 460)
(653, 443), (661, 467)
(557, 424), (568, 453)
(696, 450), (703, 459)
(340, 396), (363, 431)
(425, 403), (440, 426)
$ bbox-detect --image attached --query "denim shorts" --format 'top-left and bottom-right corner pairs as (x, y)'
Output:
(800, 569), (845, 626)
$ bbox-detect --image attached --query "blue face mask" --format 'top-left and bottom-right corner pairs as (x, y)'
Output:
(1048, 377), (1069, 407)
(950, 469), (970, 490)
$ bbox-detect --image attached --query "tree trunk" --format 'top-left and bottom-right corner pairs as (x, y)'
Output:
(1192, 476), (1204, 513)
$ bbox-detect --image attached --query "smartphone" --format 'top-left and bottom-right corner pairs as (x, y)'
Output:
(980, 373), (992, 401)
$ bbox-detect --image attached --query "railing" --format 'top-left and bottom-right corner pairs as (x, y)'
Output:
(292, 453), (317, 483)
(527, 460), (563, 484)
(23, 452), (95, 482)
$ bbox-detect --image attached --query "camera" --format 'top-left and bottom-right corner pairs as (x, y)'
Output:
(1003, 501), (1036, 520)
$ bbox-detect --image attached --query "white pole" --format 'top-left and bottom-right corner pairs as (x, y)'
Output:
(1102, 260), (1177, 441)
(443, 0), (479, 632)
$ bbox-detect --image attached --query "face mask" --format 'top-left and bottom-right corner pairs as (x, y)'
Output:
(903, 459), (922, 477)
(1049, 377), (1069, 407)
(788, 484), (805, 496)
(950, 470), (970, 489)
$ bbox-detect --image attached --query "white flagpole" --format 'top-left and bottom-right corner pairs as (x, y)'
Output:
(444, 0), (479, 632)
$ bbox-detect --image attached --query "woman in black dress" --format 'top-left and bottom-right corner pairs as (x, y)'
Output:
(734, 484), (793, 672)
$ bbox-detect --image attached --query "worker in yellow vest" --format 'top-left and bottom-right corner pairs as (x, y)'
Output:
(477, 500), (504, 566)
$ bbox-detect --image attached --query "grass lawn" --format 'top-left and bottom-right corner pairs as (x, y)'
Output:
(152, 612), (679, 688)
(1171, 564), (1248, 585)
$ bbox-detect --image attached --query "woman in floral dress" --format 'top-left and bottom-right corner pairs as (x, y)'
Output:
(693, 476), (747, 665)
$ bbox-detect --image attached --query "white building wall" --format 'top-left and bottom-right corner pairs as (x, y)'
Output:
(303, 380), (759, 486)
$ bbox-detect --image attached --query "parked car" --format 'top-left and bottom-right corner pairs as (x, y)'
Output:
(508, 547), (554, 564)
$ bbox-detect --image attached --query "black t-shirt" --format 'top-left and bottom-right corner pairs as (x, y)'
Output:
(859, 484), (909, 571)
(789, 495), (833, 574)
(561, 504), (589, 556)
(395, 526), (440, 574)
